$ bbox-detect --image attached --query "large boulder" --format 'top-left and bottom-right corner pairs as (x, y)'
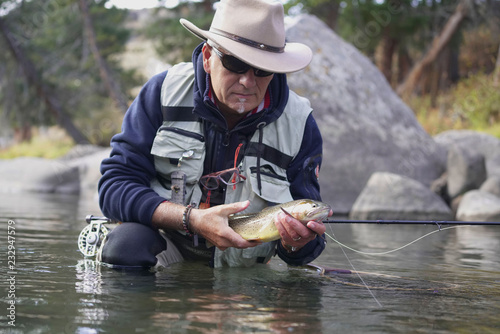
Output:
(434, 130), (500, 177)
(286, 15), (445, 214)
(489, 154), (500, 177)
(446, 145), (487, 199)
(349, 172), (453, 220)
(456, 190), (500, 221)
(480, 176), (500, 197)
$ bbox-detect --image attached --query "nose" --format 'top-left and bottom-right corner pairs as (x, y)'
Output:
(239, 69), (256, 88)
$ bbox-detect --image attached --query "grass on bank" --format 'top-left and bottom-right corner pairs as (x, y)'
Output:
(408, 72), (500, 138)
(0, 127), (74, 159)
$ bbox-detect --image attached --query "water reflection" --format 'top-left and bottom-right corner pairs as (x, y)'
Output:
(73, 259), (324, 333)
(1, 192), (500, 333)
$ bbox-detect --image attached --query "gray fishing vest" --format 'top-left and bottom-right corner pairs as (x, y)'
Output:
(150, 62), (313, 267)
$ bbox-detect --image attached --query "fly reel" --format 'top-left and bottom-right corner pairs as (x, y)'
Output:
(78, 215), (111, 258)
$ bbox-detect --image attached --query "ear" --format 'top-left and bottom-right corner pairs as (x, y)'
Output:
(202, 43), (212, 74)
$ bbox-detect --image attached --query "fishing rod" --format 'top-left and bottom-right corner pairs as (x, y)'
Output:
(322, 219), (500, 226)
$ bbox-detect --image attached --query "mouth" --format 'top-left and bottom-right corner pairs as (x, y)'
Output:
(234, 91), (254, 98)
(309, 205), (331, 220)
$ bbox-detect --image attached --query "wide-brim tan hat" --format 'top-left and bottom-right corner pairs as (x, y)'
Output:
(180, 0), (312, 74)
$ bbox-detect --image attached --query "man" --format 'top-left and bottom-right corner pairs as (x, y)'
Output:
(98, 0), (329, 268)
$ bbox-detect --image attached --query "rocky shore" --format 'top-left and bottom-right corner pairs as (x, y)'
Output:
(349, 130), (500, 221)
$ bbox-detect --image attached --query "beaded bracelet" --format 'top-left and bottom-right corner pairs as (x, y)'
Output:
(182, 204), (198, 246)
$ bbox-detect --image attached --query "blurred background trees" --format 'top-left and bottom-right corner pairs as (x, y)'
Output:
(0, 0), (140, 146)
(0, 0), (499, 154)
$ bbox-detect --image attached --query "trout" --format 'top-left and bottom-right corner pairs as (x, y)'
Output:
(228, 199), (331, 242)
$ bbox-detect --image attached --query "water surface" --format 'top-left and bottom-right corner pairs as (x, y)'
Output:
(1, 192), (500, 333)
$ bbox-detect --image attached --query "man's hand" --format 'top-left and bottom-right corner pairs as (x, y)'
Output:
(274, 208), (332, 251)
(189, 200), (259, 251)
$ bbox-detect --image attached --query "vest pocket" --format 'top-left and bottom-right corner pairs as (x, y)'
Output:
(151, 126), (205, 185)
(247, 165), (293, 204)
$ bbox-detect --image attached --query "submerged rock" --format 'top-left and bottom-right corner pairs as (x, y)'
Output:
(349, 172), (453, 220)
(286, 15), (445, 214)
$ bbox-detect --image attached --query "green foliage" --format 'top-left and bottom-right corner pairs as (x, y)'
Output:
(285, 0), (462, 60)
(459, 24), (500, 76)
(451, 73), (500, 129)
(285, 0), (340, 29)
(143, 1), (216, 64)
(410, 73), (500, 138)
(337, 0), (458, 55)
(0, 0), (140, 145)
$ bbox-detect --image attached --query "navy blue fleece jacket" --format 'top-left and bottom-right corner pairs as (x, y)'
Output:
(98, 44), (325, 265)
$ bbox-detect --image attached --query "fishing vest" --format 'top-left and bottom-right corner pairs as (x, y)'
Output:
(150, 62), (313, 267)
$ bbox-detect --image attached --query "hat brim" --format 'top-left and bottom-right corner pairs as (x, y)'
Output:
(180, 18), (312, 74)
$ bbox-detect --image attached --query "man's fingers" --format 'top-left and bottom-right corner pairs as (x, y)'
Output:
(306, 221), (326, 235)
(275, 212), (324, 248)
(218, 200), (250, 216)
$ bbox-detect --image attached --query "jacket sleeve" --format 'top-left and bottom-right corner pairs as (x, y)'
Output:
(98, 72), (168, 226)
(277, 113), (326, 265)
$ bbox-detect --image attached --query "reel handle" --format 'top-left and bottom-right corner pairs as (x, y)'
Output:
(85, 215), (112, 224)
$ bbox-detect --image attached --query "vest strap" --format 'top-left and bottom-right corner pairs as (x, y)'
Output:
(245, 142), (293, 169)
(162, 106), (201, 122)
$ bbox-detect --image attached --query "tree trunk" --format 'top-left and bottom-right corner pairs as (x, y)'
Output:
(397, 1), (469, 98)
(78, 0), (129, 113)
(397, 48), (412, 84)
(494, 43), (500, 87)
(376, 34), (398, 86)
(0, 17), (90, 144)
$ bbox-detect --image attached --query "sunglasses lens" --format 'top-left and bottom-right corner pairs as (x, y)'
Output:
(253, 68), (274, 77)
(222, 55), (250, 74)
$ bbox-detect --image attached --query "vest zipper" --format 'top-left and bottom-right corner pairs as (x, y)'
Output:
(159, 126), (205, 142)
(223, 131), (230, 147)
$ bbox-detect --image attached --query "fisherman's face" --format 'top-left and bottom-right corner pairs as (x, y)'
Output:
(202, 43), (273, 118)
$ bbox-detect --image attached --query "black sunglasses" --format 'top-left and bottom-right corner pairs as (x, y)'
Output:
(212, 46), (274, 77)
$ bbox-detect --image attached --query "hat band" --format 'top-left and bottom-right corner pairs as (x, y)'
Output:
(210, 27), (285, 53)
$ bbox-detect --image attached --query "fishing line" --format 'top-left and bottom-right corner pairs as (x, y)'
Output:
(322, 225), (470, 295)
(328, 228), (383, 308)
(325, 225), (466, 256)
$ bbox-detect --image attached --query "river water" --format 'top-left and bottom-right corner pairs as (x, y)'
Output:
(1, 192), (500, 333)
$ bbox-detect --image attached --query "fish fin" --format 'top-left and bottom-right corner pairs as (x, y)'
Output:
(280, 207), (294, 218)
(256, 219), (277, 235)
(229, 212), (259, 222)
